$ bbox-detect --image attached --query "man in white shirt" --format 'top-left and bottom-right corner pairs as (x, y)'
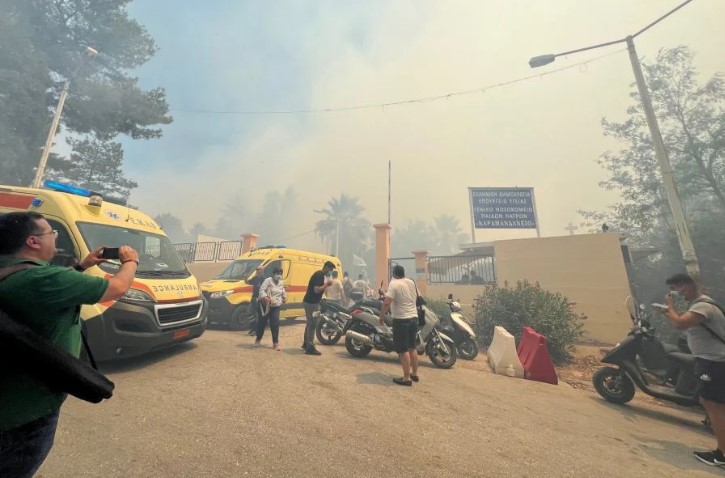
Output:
(324, 270), (346, 306)
(379, 265), (419, 386)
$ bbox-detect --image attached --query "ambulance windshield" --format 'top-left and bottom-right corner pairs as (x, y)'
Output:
(77, 222), (189, 276)
(215, 259), (264, 281)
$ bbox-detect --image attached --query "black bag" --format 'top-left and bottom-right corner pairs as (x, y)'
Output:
(0, 264), (115, 403)
(411, 280), (427, 326)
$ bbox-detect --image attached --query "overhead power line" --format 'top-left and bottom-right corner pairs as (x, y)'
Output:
(170, 48), (626, 116)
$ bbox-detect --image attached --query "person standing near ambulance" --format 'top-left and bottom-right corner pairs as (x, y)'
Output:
(0, 211), (138, 477)
(254, 267), (287, 351)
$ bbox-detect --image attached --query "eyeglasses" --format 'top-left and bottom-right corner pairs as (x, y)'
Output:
(33, 230), (59, 238)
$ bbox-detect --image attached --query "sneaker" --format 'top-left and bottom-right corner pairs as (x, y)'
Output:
(305, 347), (322, 356)
(410, 374), (419, 383)
(693, 449), (725, 466)
(253, 340), (261, 348)
(393, 377), (413, 386)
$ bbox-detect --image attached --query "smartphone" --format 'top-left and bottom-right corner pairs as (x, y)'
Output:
(100, 247), (120, 260)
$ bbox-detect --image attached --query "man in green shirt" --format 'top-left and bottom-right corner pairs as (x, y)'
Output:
(0, 212), (139, 477)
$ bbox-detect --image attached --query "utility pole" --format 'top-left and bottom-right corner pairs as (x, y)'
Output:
(625, 36), (699, 279)
(32, 80), (70, 188)
(32, 46), (98, 188)
(528, 0), (699, 280)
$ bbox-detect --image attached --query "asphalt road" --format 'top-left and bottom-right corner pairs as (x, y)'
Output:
(37, 324), (720, 478)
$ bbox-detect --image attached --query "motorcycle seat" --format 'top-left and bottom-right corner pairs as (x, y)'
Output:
(662, 343), (679, 354)
(667, 351), (695, 366)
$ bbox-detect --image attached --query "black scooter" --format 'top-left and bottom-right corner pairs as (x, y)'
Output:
(592, 302), (704, 412)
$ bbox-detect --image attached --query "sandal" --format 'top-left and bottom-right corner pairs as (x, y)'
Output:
(273, 344), (282, 351)
(393, 377), (413, 386)
(410, 374), (419, 382)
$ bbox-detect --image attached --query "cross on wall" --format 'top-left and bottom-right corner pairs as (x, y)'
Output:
(564, 222), (579, 236)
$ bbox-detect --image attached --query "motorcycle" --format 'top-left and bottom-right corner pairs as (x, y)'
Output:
(592, 298), (702, 409)
(440, 294), (478, 360)
(315, 298), (382, 345)
(343, 306), (458, 369)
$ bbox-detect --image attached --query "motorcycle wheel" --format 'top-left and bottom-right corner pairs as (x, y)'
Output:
(457, 337), (479, 360)
(345, 335), (372, 358)
(592, 366), (635, 404)
(315, 317), (342, 345)
(230, 305), (255, 331)
(427, 339), (457, 369)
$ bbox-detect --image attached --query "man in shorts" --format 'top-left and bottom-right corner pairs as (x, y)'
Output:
(664, 273), (725, 467)
(379, 265), (419, 386)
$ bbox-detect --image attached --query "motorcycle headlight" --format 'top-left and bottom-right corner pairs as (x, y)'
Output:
(210, 290), (234, 299)
(121, 288), (154, 302)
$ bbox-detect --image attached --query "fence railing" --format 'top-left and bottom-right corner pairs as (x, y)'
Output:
(174, 243), (495, 285)
(427, 254), (495, 284)
(174, 241), (243, 262)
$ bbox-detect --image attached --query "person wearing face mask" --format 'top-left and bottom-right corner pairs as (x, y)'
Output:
(254, 267), (287, 351)
(302, 261), (336, 355)
(662, 273), (725, 467)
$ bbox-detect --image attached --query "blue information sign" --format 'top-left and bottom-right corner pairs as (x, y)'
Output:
(469, 187), (537, 229)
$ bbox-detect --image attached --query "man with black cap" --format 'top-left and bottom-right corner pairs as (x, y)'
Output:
(379, 264), (419, 386)
(302, 261), (336, 355)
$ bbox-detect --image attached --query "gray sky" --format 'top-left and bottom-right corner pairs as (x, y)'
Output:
(121, 0), (725, 248)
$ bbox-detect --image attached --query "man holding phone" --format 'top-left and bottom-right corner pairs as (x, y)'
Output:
(0, 211), (139, 477)
(662, 273), (725, 467)
(301, 261), (336, 355)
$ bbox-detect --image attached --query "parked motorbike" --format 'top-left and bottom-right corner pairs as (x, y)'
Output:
(440, 294), (478, 360)
(592, 299), (701, 408)
(343, 307), (457, 368)
(315, 298), (382, 345)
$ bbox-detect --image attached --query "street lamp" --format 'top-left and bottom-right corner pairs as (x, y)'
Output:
(32, 46), (99, 188)
(529, 0), (700, 279)
(313, 209), (339, 257)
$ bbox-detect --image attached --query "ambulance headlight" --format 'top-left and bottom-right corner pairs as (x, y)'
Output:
(121, 288), (154, 302)
(210, 290), (233, 299)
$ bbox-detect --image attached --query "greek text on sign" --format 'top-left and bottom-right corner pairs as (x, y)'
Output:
(469, 187), (537, 229)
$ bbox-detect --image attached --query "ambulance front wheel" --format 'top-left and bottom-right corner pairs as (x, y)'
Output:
(230, 305), (255, 331)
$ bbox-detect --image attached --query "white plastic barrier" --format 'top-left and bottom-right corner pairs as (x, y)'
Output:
(486, 326), (524, 378)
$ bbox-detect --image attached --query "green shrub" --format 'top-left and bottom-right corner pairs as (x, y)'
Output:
(473, 280), (586, 364)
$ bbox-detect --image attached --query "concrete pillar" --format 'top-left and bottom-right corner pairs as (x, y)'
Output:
(412, 249), (429, 297)
(373, 223), (391, 290)
(241, 233), (259, 253)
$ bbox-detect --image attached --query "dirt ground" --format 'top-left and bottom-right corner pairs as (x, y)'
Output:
(37, 324), (720, 478)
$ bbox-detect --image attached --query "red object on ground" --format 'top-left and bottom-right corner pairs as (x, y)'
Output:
(517, 326), (558, 385)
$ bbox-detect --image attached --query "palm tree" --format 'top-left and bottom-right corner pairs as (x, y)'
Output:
(432, 214), (467, 254)
(314, 194), (371, 272)
(391, 220), (436, 258)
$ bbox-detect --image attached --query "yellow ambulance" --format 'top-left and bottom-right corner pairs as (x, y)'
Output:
(0, 181), (207, 360)
(201, 246), (342, 329)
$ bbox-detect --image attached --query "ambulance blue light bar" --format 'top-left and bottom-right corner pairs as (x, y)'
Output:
(43, 181), (93, 197)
